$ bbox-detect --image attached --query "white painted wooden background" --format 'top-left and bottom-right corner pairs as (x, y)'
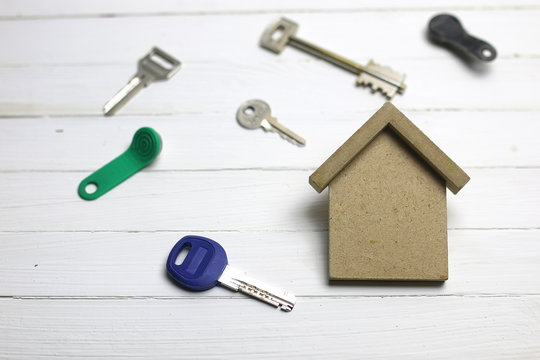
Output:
(1, 1), (539, 359)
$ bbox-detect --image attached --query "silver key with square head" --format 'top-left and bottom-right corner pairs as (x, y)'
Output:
(259, 17), (406, 99)
(236, 99), (306, 146)
(103, 47), (181, 116)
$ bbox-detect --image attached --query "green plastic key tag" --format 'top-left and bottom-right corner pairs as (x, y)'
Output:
(78, 127), (162, 200)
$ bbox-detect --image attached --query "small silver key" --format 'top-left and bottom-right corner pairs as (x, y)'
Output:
(236, 99), (306, 146)
(103, 47), (181, 116)
(260, 17), (406, 99)
(219, 265), (296, 312)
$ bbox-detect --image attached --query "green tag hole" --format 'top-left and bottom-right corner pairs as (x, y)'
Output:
(85, 182), (98, 195)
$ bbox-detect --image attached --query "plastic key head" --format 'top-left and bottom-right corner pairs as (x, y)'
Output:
(428, 14), (497, 62)
(167, 235), (229, 291)
(78, 127), (161, 200)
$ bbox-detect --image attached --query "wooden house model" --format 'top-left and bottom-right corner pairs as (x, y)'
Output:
(309, 103), (470, 281)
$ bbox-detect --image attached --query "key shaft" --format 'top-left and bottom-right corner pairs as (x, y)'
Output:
(288, 35), (405, 91)
(262, 115), (306, 146)
(219, 265), (296, 312)
(103, 76), (146, 116)
(288, 35), (361, 75)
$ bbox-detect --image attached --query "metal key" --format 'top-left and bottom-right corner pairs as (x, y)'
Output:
(236, 99), (306, 146)
(260, 17), (406, 99)
(167, 235), (296, 312)
(103, 47), (181, 116)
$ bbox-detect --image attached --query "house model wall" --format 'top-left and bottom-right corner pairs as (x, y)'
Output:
(309, 103), (470, 281)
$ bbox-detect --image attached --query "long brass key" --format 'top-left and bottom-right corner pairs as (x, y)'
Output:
(260, 17), (406, 99)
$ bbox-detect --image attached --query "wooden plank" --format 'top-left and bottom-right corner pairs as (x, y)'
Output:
(0, 58), (538, 118)
(0, 169), (538, 232)
(1, 229), (538, 297)
(1, 111), (538, 171)
(1, 296), (538, 359)
(0, 3), (537, 359)
(2, 0), (539, 18)
(0, 11), (537, 66)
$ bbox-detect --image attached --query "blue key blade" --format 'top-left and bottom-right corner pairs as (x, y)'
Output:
(166, 235), (228, 291)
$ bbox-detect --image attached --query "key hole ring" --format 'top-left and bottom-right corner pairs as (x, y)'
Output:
(84, 181), (98, 195)
(480, 46), (495, 60)
(271, 25), (286, 41)
(174, 243), (192, 265)
(243, 106), (255, 116)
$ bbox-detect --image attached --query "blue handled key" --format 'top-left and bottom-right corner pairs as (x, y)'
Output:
(167, 235), (296, 312)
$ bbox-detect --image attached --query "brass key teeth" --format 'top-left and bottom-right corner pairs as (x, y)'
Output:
(357, 74), (398, 98)
(357, 60), (406, 98)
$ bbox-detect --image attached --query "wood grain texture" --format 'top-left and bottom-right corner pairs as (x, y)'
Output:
(1, 297), (539, 359)
(2, 0), (539, 18)
(1, 230), (539, 297)
(0, 169), (538, 232)
(0, 11), (538, 66)
(1, 59), (540, 117)
(1, 111), (538, 171)
(1, 1), (539, 358)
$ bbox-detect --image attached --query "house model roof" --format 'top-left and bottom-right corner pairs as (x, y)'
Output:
(309, 102), (470, 194)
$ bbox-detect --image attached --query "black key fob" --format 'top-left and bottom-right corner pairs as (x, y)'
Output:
(428, 14), (497, 62)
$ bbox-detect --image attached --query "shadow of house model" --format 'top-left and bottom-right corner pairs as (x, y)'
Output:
(309, 103), (470, 281)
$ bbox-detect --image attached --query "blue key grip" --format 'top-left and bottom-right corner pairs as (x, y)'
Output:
(166, 235), (228, 291)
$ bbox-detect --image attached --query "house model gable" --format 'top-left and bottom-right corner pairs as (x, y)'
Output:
(309, 102), (470, 281)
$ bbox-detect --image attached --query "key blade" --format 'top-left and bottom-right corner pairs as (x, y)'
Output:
(103, 76), (145, 116)
(219, 265), (296, 312)
(357, 60), (406, 99)
(276, 130), (306, 147)
(262, 117), (306, 147)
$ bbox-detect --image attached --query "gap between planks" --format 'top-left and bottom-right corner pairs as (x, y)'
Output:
(1, 5), (540, 21)
(0, 107), (540, 120)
